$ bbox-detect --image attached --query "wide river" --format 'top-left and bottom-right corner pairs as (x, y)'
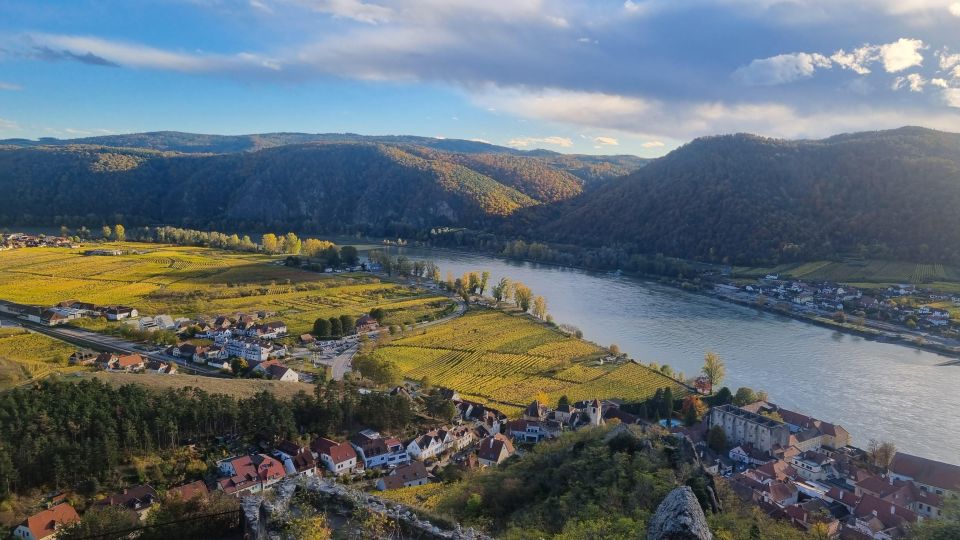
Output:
(368, 245), (959, 464)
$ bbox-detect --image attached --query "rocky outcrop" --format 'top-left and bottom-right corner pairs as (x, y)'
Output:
(241, 477), (491, 540)
(647, 486), (713, 540)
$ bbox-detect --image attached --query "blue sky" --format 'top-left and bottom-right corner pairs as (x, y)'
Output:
(2, 1), (960, 156)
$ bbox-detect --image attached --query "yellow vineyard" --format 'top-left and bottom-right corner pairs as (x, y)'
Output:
(0, 243), (452, 334)
(0, 328), (86, 389)
(373, 310), (687, 413)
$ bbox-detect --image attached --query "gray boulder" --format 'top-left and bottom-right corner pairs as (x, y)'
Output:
(646, 486), (713, 540)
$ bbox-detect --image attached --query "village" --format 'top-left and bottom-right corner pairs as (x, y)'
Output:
(713, 274), (960, 351)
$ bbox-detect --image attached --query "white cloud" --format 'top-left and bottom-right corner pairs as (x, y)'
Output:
(506, 136), (574, 148)
(931, 78), (949, 88)
(0, 118), (19, 131)
(735, 52), (831, 85)
(944, 88), (960, 108)
(292, 0), (393, 24)
(593, 136), (619, 146)
(831, 38), (926, 75)
(878, 38), (926, 73)
(641, 140), (665, 148)
(623, 0), (648, 14)
(0, 82), (21, 91)
(950, 2), (960, 15)
(892, 73), (927, 92)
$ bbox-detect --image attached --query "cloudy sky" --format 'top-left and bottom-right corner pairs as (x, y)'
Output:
(2, 0), (960, 155)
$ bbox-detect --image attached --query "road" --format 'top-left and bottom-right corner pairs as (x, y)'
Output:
(326, 297), (466, 381)
(1, 295), (469, 383)
(0, 312), (222, 376)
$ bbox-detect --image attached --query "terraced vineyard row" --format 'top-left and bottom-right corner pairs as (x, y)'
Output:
(375, 310), (685, 411)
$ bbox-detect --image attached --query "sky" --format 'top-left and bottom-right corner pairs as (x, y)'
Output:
(2, 1), (960, 156)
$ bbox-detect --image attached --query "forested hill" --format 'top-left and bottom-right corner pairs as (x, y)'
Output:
(0, 141), (639, 234)
(530, 127), (960, 265)
(0, 131), (646, 184)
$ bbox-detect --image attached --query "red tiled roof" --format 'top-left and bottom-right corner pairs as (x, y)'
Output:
(311, 438), (357, 464)
(167, 480), (209, 501)
(854, 494), (917, 529)
(477, 433), (514, 463)
(115, 354), (145, 368)
(22, 503), (80, 540)
(381, 461), (429, 490)
(889, 452), (960, 493)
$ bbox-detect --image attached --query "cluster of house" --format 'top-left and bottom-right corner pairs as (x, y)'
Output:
(13, 481), (208, 540)
(694, 401), (960, 539)
(0, 233), (75, 251)
(717, 276), (958, 331)
(69, 350), (178, 374)
(501, 396), (647, 444)
(0, 299), (140, 327)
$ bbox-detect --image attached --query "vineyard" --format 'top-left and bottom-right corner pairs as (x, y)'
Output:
(0, 243), (453, 334)
(376, 482), (448, 511)
(734, 259), (960, 285)
(0, 328), (86, 389)
(373, 310), (687, 414)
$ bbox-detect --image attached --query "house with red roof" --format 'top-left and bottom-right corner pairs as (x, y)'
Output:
(888, 452), (960, 498)
(165, 480), (209, 501)
(216, 454), (285, 495)
(311, 437), (358, 475)
(375, 461), (429, 491)
(274, 440), (317, 478)
(477, 433), (514, 466)
(13, 503), (80, 540)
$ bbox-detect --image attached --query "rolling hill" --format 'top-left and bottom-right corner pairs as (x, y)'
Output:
(0, 137), (641, 235)
(531, 127), (960, 265)
(5, 127), (960, 265)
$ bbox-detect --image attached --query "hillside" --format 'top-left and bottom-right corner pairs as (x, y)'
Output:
(0, 131), (646, 184)
(431, 424), (809, 539)
(532, 127), (960, 265)
(0, 137), (642, 235)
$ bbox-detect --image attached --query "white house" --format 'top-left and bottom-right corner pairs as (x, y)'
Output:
(13, 503), (81, 540)
(310, 438), (358, 475)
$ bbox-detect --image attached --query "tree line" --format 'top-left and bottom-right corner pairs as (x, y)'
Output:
(0, 378), (418, 499)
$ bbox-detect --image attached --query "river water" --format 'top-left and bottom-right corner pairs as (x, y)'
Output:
(367, 245), (959, 464)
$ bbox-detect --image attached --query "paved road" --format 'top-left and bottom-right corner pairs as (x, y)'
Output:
(1, 295), (469, 383)
(327, 298), (466, 381)
(0, 312), (221, 376)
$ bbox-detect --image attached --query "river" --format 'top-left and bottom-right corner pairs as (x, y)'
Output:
(366, 245), (959, 464)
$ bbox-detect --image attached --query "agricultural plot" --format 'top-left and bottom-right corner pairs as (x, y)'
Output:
(0, 329), (86, 389)
(374, 310), (685, 413)
(734, 259), (960, 285)
(0, 243), (453, 335)
(375, 482), (448, 511)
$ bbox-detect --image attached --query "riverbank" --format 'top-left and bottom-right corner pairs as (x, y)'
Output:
(375, 241), (960, 364)
(708, 291), (960, 362)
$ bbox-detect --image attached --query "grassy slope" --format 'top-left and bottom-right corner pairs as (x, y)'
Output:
(76, 371), (315, 399)
(0, 242), (452, 334)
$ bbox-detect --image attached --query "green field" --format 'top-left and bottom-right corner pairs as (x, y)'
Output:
(372, 310), (687, 414)
(0, 243), (453, 334)
(0, 328), (87, 389)
(733, 259), (960, 286)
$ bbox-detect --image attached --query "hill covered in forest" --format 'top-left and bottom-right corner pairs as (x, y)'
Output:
(0, 139), (641, 235)
(5, 127), (960, 265)
(529, 127), (960, 265)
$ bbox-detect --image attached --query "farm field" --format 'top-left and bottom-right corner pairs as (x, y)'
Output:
(0, 243), (453, 334)
(733, 259), (960, 285)
(75, 371), (316, 399)
(372, 310), (687, 413)
(0, 328), (87, 389)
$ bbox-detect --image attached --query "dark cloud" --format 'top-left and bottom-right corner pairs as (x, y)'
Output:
(31, 45), (118, 67)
